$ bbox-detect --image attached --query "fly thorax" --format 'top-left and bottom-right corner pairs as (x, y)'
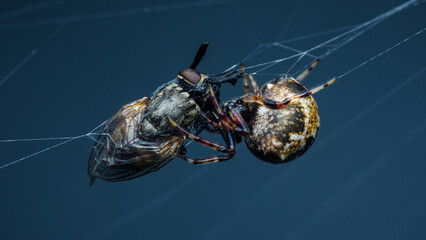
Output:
(139, 83), (200, 140)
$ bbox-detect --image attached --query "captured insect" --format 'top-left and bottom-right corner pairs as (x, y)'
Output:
(88, 43), (244, 185)
(170, 60), (337, 164)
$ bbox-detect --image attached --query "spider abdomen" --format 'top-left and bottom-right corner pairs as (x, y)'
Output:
(244, 77), (320, 163)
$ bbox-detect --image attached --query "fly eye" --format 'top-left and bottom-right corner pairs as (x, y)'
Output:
(178, 68), (202, 84)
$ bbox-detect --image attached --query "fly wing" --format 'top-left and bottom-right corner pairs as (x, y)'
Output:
(88, 97), (184, 185)
(98, 135), (184, 183)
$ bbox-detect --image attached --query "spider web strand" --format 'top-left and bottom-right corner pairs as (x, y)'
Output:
(0, 0), (233, 30)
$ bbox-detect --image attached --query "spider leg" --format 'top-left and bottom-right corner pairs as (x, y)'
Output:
(199, 113), (222, 133)
(246, 71), (260, 95)
(238, 76), (337, 109)
(178, 154), (233, 165)
(168, 91), (242, 164)
(225, 102), (249, 135)
(204, 124), (221, 133)
(178, 127), (236, 165)
(201, 112), (221, 129)
(168, 118), (231, 153)
(207, 86), (248, 133)
(240, 63), (250, 94)
(169, 87), (249, 164)
(296, 59), (320, 82)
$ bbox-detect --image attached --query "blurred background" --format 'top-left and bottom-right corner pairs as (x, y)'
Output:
(0, 0), (425, 239)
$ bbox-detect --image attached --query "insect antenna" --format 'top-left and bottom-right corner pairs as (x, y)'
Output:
(190, 42), (209, 69)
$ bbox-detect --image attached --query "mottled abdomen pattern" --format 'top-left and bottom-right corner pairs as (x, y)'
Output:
(244, 77), (320, 163)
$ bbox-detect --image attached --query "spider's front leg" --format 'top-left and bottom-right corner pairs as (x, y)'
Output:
(207, 86), (249, 135)
(168, 118), (231, 153)
(238, 73), (337, 110)
(168, 87), (249, 165)
(179, 127), (236, 165)
(168, 118), (236, 165)
(240, 62), (259, 95)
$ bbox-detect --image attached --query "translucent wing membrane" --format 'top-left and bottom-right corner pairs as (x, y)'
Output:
(88, 97), (184, 185)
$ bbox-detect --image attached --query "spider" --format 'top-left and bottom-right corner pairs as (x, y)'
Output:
(169, 59), (337, 164)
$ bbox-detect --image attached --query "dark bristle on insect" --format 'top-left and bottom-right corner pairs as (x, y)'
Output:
(88, 43), (333, 185)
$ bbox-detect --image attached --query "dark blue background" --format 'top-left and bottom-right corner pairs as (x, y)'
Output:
(1, 0), (425, 239)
